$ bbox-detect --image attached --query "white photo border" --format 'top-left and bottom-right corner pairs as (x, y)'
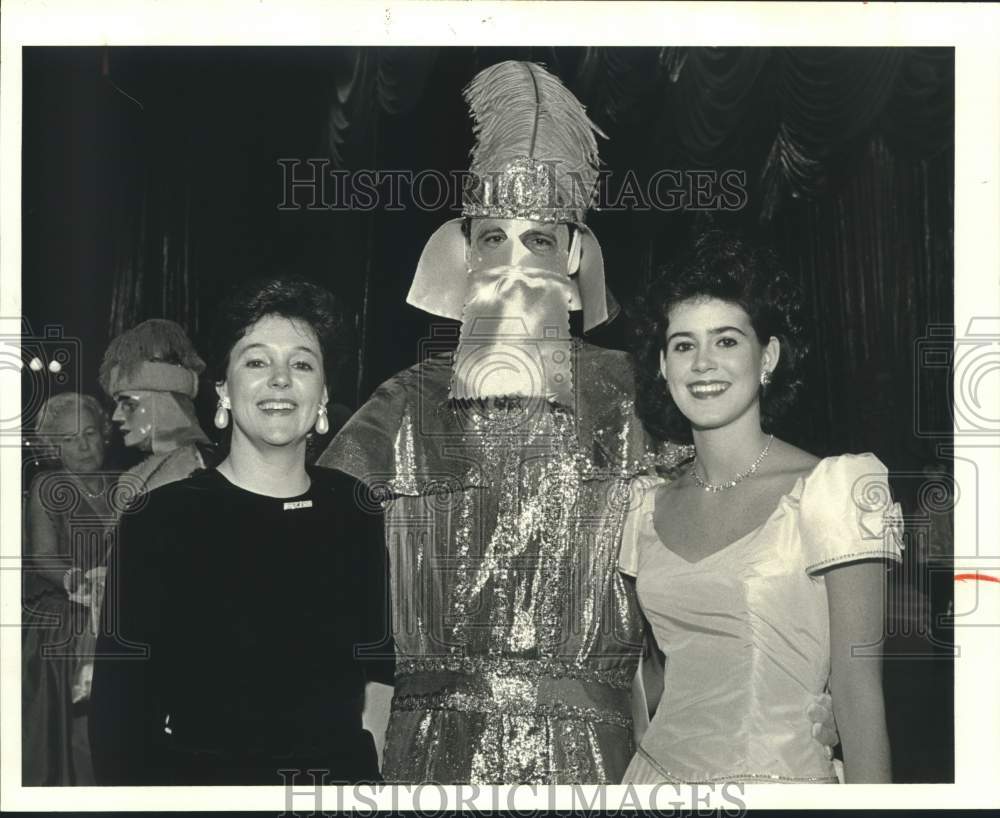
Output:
(2, 0), (998, 811)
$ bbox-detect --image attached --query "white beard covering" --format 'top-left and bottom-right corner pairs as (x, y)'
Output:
(451, 266), (575, 408)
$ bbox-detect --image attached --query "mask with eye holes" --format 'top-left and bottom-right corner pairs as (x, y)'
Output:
(404, 61), (617, 407)
(450, 217), (580, 404)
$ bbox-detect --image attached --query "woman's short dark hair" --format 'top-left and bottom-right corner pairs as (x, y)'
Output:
(208, 276), (348, 386)
(633, 231), (808, 444)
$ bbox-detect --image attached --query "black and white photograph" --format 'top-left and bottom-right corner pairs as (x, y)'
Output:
(2, 1), (998, 813)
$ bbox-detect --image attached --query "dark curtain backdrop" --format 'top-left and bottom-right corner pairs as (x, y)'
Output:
(22, 46), (953, 468)
(21, 46), (954, 781)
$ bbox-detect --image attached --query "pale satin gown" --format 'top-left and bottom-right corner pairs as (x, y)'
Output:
(619, 454), (902, 784)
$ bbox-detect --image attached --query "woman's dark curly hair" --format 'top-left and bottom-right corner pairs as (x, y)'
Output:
(207, 276), (348, 388)
(633, 231), (809, 444)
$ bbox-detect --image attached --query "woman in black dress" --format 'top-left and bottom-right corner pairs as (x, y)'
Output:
(90, 278), (393, 785)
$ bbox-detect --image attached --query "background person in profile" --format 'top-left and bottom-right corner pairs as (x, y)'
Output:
(98, 318), (215, 497)
(89, 277), (393, 785)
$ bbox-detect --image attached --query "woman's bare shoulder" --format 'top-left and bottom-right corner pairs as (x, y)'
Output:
(765, 438), (821, 479)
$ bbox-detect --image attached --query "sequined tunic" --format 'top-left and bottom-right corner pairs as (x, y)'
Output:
(319, 343), (682, 784)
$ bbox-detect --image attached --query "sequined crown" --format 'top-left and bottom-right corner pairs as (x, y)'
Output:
(461, 61), (606, 224)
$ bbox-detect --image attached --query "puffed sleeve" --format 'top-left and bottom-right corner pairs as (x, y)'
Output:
(799, 454), (904, 576)
(618, 476), (663, 577)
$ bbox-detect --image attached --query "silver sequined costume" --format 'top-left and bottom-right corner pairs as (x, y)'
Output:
(319, 342), (685, 784)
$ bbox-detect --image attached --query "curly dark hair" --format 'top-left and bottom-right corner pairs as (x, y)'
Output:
(633, 231), (809, 444)
(207, 276), (348, 387)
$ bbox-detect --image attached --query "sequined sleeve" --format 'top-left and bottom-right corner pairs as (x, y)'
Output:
(800, 454), (904, 575)
(316, 374), (410, 488)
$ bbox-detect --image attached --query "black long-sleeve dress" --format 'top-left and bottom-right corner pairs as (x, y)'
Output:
(89, 466), (393, 785)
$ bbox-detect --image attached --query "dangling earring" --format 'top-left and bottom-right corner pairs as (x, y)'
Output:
(315, 404), (329, 435)
(214, 396), (231, 429)
(760, 369), (772, 388)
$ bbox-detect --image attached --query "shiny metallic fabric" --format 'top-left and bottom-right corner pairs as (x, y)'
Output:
(320, 343), (690, 783)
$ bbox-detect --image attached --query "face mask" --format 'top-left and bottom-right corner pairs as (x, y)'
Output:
(113, 392), (154, 451)
(113, 391), (206, 454)
(452, 219), (578, 406)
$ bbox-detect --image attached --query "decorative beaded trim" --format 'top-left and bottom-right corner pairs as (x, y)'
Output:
(395, 657), (636, 690)
(392, 691), (632, 729)
(805, 548), (903, 574)
(462, 203), (582, 223)
(633, 746), (838, 784)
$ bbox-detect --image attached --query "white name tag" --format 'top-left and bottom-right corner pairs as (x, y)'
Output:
(283, 500), (313, 511)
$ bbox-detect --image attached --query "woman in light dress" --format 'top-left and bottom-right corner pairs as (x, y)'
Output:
(622, 232), (901, 784)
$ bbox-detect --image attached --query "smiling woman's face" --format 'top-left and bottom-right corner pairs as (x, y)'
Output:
(217, 315), (327, 451)
(660, 297), (778, 432)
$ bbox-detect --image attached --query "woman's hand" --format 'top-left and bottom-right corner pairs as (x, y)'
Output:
(807, 691), (839, 754)
(826, 559), (893, 783)
(362, 681), (394, 770)
(67, 566), (107, 605)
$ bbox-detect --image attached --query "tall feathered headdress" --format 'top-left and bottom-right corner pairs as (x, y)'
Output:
(99, 319), (205, 399)
(462, 61), (606, 223)
(407, 61), (616, 331)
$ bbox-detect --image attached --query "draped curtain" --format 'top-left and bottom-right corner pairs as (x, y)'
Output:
(577, 48), (954, 468)
(570, 47), (954, 465)
(775, 137), (953, 460)
(107, 153), (197, 340)
(104, 50), (199, 341)
(92, 45), (953, 470)
(570, 47), (953, 222)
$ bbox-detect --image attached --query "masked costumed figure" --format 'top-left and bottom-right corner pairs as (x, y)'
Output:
(99, 319), (215, 496)
(90, 321), (215, 663)
(319, 61), (688, 784)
